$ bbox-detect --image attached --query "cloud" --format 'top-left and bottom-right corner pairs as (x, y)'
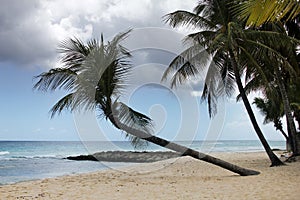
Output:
(191, 91), (203, 97)
(0, 0), (197, 69)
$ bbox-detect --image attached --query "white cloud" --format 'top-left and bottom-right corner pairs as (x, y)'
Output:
(0, 0), (197, 69)
(191, 91), (202, 97)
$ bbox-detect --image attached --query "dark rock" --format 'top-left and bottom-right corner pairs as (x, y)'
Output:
(66, 155), (98, 161)
(66, 151), (181, 163)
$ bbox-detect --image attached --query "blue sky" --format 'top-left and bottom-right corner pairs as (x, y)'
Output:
(0, 0), (285, 142)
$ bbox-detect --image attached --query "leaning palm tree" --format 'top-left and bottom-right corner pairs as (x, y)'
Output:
(34, 30), (259, 176)
(163, 0), (286, 166)
(231, 0), (300, 26)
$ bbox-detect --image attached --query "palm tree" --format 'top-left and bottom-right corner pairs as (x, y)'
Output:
(232, 0), (300, 26)
(253, 97), (288, 140)
(290, 82), (300, 131)
(34, 30), (259, 176)
(163, 0), (286, 166)
(240, 65), (300, 152)
(241, 21), (300, 155)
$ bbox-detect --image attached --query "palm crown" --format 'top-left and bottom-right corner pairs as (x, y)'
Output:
(34, 30), (152, 147)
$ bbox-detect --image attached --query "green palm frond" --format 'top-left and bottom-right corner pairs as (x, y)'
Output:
(236, 75), (264, 102)
(185, 30), (218, 48)
(243, 33), (299, 77)
(253, 97), (270, 124)
(71, 32), (132, 113)
(163, 0), (241, 117)
(214, 52), (236, 97)
(49, 93), (74, 118)
(33, 68), (77, 92)
(163, 10), (215, 30)
(58, 37), (92, 70)
(291, 102), (300, 110)
(201, 62), (222, 117)
(162, 44), (210, 87)
(231, 0), (300, 26)
(115, 102), (153, 133)
(112, 101), (153, 148)
(253, 97), (284, 124)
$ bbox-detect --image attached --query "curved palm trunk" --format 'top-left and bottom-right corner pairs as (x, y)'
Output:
(274, 119), (289, 140)
(274, 66), (300, 156)
(108, 113), (260, 176)
(278, 127), (289, 140)
(229, 49), (284, 166)
(274, 120), (291, 151)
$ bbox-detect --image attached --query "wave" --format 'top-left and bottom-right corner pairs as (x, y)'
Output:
(9, 155), (64, 160)
(0, 151), (9, 155)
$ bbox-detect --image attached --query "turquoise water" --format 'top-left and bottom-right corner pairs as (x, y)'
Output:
(0, 140), (285, 185)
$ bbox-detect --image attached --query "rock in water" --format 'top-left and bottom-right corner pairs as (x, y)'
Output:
(66, 151), (181, 162)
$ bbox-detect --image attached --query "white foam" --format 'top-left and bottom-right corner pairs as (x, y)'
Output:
(0, 151), (9, 155)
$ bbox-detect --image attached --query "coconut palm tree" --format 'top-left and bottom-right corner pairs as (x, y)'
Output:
(240, 67), (300, 152)
(232, 0), (300, 26)
(253, 97), (287, 139)
(34, 30), (259, 176)
(240, 21), (300, 155)
(163, 0), (287, 166)
(290, 82), (300, 131)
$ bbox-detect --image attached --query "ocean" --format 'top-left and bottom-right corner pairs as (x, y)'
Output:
(0, 140), (285, 185)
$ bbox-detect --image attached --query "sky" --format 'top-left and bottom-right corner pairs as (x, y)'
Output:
(0, 0), (286, 142)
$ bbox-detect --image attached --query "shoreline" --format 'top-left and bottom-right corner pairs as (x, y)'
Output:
(0, 150), (287, 186)
(1, 151), (299, 199)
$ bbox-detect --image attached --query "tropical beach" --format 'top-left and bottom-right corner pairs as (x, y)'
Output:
(1, 0), (300, 199)
(0, 151), (299, 200)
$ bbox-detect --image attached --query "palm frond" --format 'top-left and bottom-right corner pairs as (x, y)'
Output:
(58, 37), (92, 70)
(184, 30), (217, 48)
(49, 93), (74, 118)
(253, 96), (284, 125)
(116, 102), (153, 133)
(231, 0), (300, 26)
(112, 101), (153, 148)
(201, 60), (226, 117)
(63, 30), (132, 113)
(162, 45), (211, 87)
(33, 68), (77, 92)
(163, 10), (216, 30)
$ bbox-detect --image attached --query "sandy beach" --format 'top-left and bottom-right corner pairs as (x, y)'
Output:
(0, 151), (299, 200)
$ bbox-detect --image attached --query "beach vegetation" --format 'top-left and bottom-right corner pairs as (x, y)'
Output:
(233, 1), (300, 156)
(162, 0), (300, 165)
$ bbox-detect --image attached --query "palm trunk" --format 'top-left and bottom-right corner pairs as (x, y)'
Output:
(274, 66), (300, 156)
(294, 109), (300, 131)
(274, 119), (289, 140)
(108, 112), (260, 176)
(276, 124), (291, 151)
(278, 127), (289, 140)
(229, 49), (284, 166)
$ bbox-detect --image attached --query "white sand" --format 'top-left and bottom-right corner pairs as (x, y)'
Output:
(1, 152), (299, 200)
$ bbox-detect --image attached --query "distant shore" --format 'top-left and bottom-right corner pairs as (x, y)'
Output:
(1, 151), (299, 200)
